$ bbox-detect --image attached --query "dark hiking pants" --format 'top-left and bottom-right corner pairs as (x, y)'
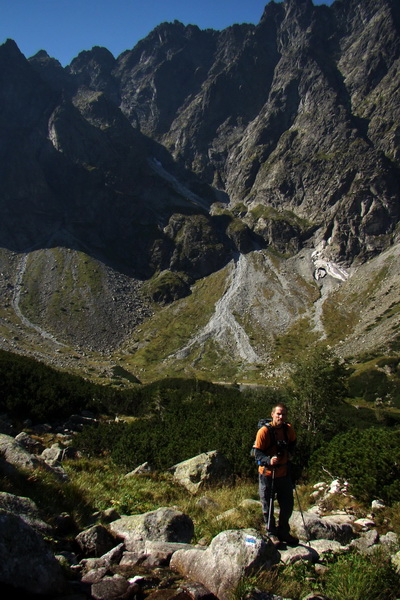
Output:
(259, 472), (294, 537)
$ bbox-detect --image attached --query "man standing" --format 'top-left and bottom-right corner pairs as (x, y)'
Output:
(253, 403), (298, 546)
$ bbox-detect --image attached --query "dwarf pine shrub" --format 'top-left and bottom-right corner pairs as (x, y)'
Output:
(0, 349), (114, 421)
(309, 427), (400, 503)
(75, 380), (286, 477)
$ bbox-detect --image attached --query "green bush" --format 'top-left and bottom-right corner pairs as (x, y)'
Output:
(348, 368), (392, 402)
(143, 271), (191, 303)
(309, 427), (400, 504)
(287, 346), (349, 468)
(0, 350), (114, 421)
(323, 549), (400, 600)
(75, 381), (286, 476)
(0, 349), (152, 421)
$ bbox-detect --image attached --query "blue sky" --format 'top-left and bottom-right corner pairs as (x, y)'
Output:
(1, 0), (334, 67)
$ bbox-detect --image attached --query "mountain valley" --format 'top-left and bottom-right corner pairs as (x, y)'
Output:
(0, 0), (399, 386)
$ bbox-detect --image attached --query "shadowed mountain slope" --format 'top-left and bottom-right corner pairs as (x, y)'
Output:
(0, 0), (399, 382)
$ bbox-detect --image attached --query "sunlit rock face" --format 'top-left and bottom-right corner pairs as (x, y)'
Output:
(2, 0), (400, 274)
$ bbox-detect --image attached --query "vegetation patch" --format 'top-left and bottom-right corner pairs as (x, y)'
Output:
(142, 270), (192, 303)
(377, 300), (400, 321)
(323, 549), (400, 600)
(120, 265), (230, 380)
(347, 356), (400, 405)
(273, 317), (321, 364)
(111, 365), (141, 385)
(19, 249), (106, 335)
(293, 273), (320, 303)
(191, 337), (243, 380)
(65, 459), (189, 519)
(309, 427), (400, 504)
(363, 265), (390, 297)
(248, 204), (312, 232)
(0, 349), (118, 421)
(388, 333), (400, 352)
(75, 379), (273, 476)
(322, 295), (359, 345)
(235, 545), (400, 600)
(18, 253), (49, 318)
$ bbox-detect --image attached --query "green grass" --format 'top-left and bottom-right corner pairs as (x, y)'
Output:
(274, 317), (321, 363)
(0, 464), (96, 529)
(142, 270), (191, 303)
(0, 457), (261, 542)
(323, 549), (400, 600)
(248, 205), (313, 232)
(388, 333), (400, 353)
(346, 355), (400, 406)
(64, 459), (189, 519)
(236, 560), (319, 600)
(234, 547), (400, 600)
(322, 298), (359, 345)
(187, 337), (243, 380)
(376, 301), (400, 322)
(19, 249), (106, 330)
(111, 365), (141, 384)
(118, 265), (231, 380)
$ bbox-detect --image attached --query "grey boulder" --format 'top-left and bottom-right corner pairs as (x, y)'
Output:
(109, 507), (194, 548)
(0, 508), (65, 595)
(290, 510), (355, 544)
(75, 524), (117, 557)
(0, 491), (53, 535)
(170, 528), (277, 600)
(169, 450), (233, 494)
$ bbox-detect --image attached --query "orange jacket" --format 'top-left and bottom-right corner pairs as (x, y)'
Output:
(254, 423), (296, 478)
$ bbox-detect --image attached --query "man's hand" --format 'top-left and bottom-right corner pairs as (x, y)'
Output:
(270, 455), (279, 466)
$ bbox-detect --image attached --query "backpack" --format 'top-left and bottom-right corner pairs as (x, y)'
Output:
(250, 418), (289, 464)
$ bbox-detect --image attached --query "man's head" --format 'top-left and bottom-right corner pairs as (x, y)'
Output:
(271, 403), (288, 427)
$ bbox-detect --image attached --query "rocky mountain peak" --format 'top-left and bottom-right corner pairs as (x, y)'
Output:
(66, 46), (118, 102)
(28, 50), (68, 91)
(283, 0), (314, 16)
(260, 1), (285, 23)
(0, 37), (23, 59)
(30, 49), (59, 63)
(68, 45), (116, 74)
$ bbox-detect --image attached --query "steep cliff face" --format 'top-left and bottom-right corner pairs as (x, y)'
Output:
(0, 39), (233, 285)
(83, 0), (398, 266)
(228, 0), (400, 264)
(3, 0), (399, 270)
(0, 0), (399, 379)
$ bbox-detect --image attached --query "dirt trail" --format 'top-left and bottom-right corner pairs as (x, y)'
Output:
(12, 254), (66, 347)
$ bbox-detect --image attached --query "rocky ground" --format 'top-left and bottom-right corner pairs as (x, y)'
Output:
(0, 247), (153, 375)
(0, 416), (400, 600)
(1, 238), (400, 384)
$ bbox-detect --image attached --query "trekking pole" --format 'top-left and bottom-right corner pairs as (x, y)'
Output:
(294, 484), (310, 542)
(267, 466), (276, 533)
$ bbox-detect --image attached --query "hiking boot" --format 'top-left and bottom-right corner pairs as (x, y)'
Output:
(278, 533), (299, 546)
(268, 534), (285, 549)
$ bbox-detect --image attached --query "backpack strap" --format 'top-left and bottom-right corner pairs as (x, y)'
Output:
(265, 423), (276, 450)
(265, 422), (289, 451)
